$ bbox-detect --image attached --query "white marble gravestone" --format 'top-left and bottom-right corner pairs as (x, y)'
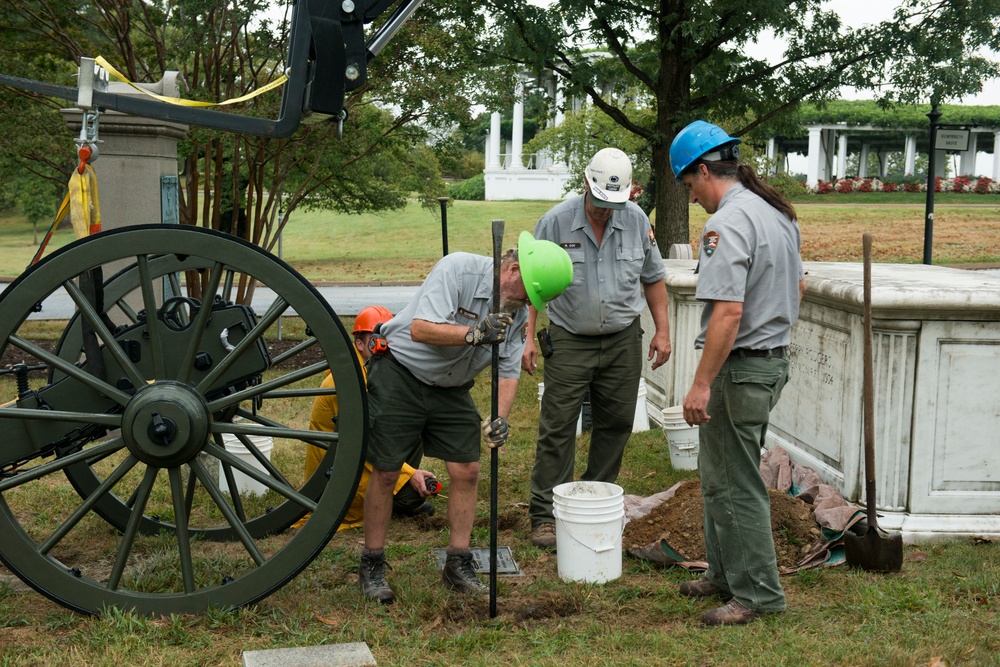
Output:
(643, 259), (1000, 543)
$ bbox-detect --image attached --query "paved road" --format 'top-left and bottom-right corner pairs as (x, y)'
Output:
(6, 268), (999, 321)
(0, 282), (420, 320)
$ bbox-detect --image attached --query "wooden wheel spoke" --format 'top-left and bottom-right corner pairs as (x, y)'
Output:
(7, 335), (131, 406)
(205, 361), (329, 413)
(194, 297), (290, 395)
(108, 465), (159, 590)
(40, 454), (139, 555)
(63, 279), (147, 390)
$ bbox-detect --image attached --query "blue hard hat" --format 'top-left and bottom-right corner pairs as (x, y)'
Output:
(669, 120), (742, 181)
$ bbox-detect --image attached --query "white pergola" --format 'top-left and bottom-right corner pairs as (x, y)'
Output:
(483, 74), (577, 201)
(771, 124), (1000, 186)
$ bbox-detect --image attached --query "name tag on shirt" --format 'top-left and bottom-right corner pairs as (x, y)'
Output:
(560, 242), (581, 249)
(456, 307), (479, 321)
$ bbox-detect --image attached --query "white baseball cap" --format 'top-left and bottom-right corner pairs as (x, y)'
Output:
(585, 148), (632, 210)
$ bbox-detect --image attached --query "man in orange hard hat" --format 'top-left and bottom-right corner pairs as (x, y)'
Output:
(294, 306), (436, 531)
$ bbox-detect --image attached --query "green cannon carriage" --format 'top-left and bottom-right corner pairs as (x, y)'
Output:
(0, 0), (425, 616)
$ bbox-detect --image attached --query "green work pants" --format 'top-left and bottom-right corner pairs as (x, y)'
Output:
(529, 319), (642, 526)
(700, 353), (789, 613)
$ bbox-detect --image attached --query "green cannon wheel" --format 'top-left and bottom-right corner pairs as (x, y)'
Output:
(0, 225), (367, 615)
(50, 251), (341, 539)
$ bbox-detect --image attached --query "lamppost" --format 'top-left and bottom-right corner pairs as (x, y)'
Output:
(437, 196), (450, 256)
(923, 104), (978, 265)
(923, 103), (941, 265)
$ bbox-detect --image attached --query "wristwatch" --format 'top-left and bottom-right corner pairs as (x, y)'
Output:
(464, 327), (477, 345)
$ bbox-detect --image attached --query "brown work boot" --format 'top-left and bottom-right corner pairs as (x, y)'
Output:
(679, 576), (732, 600)
(701, 600), (771, 627)
(531, 522), (557, 549)
(358, 551), (395, 604)
(441, 552), (488, 595)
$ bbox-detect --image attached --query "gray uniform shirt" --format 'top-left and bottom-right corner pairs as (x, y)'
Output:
(694, 182), (804, 350)
(534, 195), (665, 336)
(382, 252), (528, 386)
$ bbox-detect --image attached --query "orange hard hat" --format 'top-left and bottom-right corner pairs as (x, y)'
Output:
(353, 305), (393, 334)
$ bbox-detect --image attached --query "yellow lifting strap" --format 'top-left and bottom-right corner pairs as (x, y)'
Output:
(68, 161), (101, 239)
(29, 146), (101, 267)
(94, 56), (287, 107)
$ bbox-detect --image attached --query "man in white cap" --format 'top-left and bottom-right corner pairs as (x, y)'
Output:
(521, 147), (672, 548)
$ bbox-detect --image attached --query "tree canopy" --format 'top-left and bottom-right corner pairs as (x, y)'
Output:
(476, 0), (1000, 247)
(0, 0), (496, 274)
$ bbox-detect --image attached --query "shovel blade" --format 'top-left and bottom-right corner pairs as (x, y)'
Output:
(844, 527), (903, 573)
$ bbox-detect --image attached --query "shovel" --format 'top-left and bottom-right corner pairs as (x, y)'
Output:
(844, 232), (903, 573)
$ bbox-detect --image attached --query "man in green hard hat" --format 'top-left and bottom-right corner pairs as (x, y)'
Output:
(357, 233), (571, 605)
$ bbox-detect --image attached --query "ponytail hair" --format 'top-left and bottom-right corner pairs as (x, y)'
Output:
(697, 160), (797, 221)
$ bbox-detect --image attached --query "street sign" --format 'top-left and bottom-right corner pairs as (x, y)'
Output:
(935, 129), (970, 152)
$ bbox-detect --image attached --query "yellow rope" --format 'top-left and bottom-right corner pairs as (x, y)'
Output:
(94, 56), (287, 107)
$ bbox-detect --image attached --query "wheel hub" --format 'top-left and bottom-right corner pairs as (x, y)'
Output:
(122, 381), (210, 466)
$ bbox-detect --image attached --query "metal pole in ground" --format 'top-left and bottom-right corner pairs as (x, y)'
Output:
(489, 217), (503, 618)
(438, 197), (450, 256)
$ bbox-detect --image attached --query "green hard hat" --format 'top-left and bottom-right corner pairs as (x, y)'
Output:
(518, 231), (573, 310)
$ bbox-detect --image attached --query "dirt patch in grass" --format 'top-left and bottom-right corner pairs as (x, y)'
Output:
(623, 480), (823, 569)
(263, 338), (329, 370)
(0, 338), (324, 377)
(0, 341), (55, 378)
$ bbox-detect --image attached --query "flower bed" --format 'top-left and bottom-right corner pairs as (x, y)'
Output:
(805, 175), (1000, 194)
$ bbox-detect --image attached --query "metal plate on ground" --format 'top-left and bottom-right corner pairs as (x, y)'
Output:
(433, 547), (521, 575)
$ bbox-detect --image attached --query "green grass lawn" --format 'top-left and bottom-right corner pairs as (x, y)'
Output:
(4, 193), (999, 282)
(0, 196), (999, 666)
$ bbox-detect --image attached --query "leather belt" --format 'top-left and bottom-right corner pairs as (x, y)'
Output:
(730, 347), (785, 359)
(383, 348), (406, 369)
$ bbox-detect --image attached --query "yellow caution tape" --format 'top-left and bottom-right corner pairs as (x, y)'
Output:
(94, 56), (287, 107)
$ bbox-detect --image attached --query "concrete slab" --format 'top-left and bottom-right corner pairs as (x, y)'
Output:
(242, 642), (376, 667)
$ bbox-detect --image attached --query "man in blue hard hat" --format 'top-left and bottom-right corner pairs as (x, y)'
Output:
(669, 120), (806, 627)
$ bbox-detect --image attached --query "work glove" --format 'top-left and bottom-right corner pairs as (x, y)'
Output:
(482, 417), (510, 448)
(465, 312), (514, 347)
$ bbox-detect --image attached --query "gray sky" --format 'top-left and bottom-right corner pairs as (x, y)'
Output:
(745, 0), (1000, 106)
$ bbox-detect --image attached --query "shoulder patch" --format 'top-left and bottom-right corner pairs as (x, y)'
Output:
(521, 322), (528, 343)
(648, 227), (657, 246)
(702, 230), (720, 257)
(456, 307), (479, 321)
(559, 242), (582, 249)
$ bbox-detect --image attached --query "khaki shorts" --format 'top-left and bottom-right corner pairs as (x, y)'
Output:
(365, 355), (481, 471)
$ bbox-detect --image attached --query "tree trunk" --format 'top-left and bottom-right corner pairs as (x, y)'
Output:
(652, 0), (693, 255)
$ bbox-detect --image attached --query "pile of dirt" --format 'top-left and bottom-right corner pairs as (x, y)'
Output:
(623, 480), (823, 569)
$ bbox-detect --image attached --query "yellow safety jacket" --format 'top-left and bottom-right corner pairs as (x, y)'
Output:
(305, 355), (415, 532)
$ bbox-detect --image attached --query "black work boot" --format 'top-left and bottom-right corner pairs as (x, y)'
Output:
(358, 550), (395, 604)
(441, 551), (488, 595)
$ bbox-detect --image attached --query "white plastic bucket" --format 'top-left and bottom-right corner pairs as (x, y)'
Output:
(552, 481), (624, 583)
(219, 434), (274, 496)
(553, 481), (623, 508)
(663, 423), (699, 471)
(632, 379), (650, 433)
(662, 405), (684, 422)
